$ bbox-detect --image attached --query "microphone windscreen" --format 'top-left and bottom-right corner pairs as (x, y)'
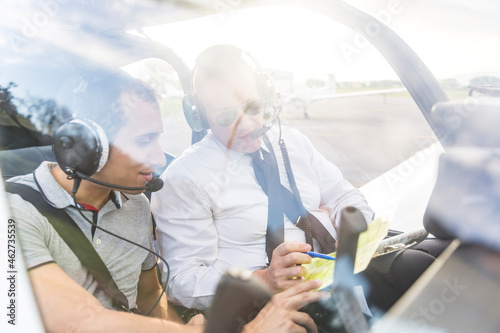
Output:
(145, 178), (164, 192)
(250, 126), (269, 139)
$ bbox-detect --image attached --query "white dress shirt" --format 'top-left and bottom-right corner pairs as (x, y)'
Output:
(151, 126), (374, 309)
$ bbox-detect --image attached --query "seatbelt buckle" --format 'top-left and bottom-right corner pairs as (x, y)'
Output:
(295, 216), (301, 227)
(295, 215), (309, 232)
(295, 215), (309, 229)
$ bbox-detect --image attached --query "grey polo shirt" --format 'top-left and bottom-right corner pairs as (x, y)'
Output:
(7, 162), (157, 310)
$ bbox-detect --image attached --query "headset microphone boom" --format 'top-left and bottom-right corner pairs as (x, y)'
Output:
(74, 172), (164, 192)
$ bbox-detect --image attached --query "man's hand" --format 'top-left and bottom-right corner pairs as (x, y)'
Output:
(242, 279), (327, 333)
(253, 241), (313, 292)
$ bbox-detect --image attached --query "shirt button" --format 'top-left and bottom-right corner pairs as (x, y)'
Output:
(96, 239), (101, 245)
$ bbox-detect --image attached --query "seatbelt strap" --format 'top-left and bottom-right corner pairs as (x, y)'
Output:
(279, 182), (337, 254)
(253, 136), (337, 254)
(5, 182), (137, 313)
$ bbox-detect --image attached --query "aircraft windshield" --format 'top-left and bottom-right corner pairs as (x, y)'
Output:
(2, 1), (499, 233)
(117, 1), (499, 231)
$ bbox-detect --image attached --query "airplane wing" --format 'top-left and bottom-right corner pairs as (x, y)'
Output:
(312, 87), (407, 101)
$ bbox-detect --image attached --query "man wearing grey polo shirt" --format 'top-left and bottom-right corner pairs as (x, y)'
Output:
(6, 70), (326, 333)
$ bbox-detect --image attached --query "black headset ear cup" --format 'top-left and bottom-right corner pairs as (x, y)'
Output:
(182, 94), (206, 132)
(52, 119), (109, 177)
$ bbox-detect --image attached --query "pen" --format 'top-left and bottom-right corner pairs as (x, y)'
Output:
(306, 251), (336, 261)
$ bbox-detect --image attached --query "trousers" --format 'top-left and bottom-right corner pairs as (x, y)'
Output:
(362, 238), (452, 312)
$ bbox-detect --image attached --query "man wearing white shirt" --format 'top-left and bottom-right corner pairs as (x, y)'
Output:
(152, 45), (444, 316)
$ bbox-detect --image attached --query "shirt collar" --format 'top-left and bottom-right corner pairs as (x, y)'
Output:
(209, 132), (248, 163)
(34, 162), (126, 210)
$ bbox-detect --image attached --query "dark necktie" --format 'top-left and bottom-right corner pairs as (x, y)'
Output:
(251, 145), (284, 261)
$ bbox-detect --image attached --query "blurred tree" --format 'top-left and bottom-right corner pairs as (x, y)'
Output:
(0, 83), (68, 150)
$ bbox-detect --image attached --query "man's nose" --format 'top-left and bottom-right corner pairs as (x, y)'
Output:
(235, 112), (257, 131)
(149, 141), (167, 168)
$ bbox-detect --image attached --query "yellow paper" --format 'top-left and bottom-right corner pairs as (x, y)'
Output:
(304, 213), (391, 290)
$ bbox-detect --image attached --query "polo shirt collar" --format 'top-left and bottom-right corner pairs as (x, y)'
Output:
(34, 162), (126, 210)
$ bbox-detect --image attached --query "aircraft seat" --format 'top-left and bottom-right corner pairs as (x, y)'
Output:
(424, 97), (500, 252)
(0, 145), (57, 181)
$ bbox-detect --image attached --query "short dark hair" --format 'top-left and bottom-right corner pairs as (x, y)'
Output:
(71, 70), (157, 143)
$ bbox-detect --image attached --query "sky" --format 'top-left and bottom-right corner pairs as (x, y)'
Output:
(142, 0), (500, 83)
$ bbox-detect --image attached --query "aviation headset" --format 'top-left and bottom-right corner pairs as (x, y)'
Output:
(52, 71), (154, 179)
(182, 46), (278, 132)
(52, 73), (113, 179)
(52, 118), (110, 178)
